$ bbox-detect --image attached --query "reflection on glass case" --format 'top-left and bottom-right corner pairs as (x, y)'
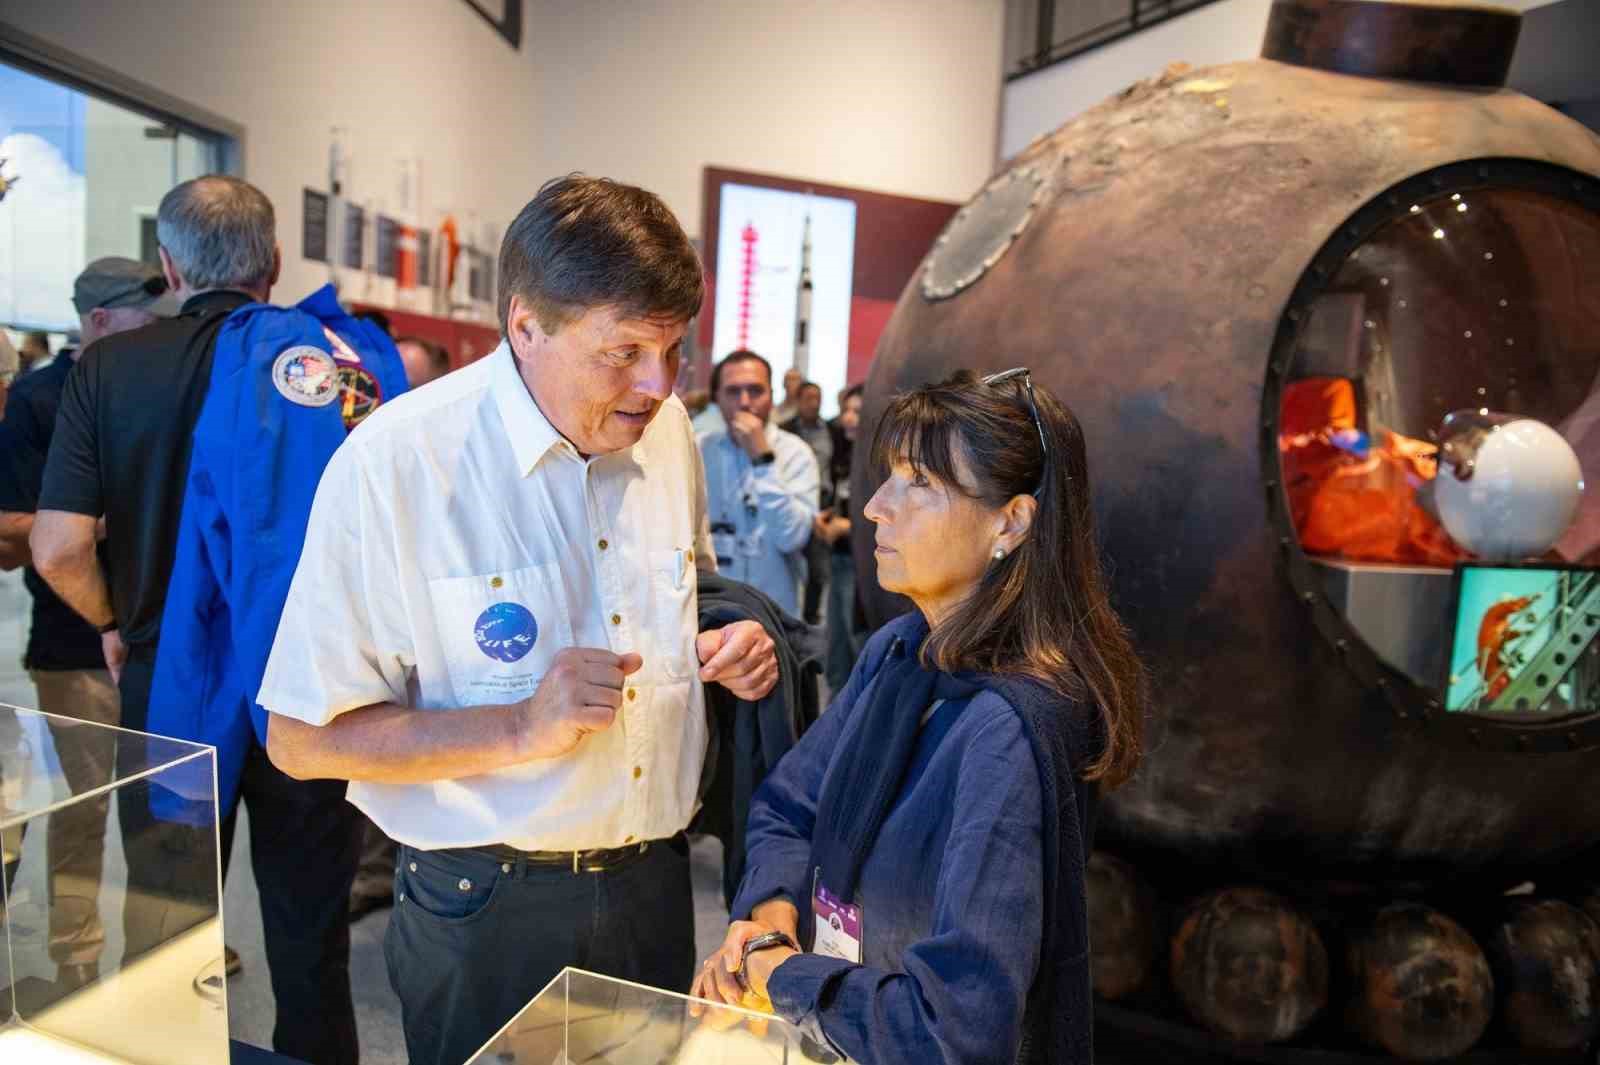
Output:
(0, 703), (227, 1064)
(467, 967), (851, 1064)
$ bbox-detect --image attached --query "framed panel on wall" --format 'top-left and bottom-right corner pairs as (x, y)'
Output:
(698, 167), (958, 417)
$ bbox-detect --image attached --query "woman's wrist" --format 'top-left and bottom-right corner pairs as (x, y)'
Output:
(745, 944), (798, 1000)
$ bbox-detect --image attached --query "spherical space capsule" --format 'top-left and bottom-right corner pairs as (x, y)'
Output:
(855, 0), (1600, 895)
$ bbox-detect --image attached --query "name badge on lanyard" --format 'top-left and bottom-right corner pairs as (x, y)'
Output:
(812, 869), (863, 963)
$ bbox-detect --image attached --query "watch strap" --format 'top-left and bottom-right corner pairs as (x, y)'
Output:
(736, 930), (799, 990)
(752, 450), (777, 467)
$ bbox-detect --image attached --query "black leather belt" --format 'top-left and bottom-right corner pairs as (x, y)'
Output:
(478, 839), (658, 874)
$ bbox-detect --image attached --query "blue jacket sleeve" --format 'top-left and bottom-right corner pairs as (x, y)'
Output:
(147, 441), (252, 817)
(766, 701), (1047, 1065)
(730, 621), (900, 922)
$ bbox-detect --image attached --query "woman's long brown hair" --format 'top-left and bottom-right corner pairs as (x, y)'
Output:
(872, 369), (1146, 789)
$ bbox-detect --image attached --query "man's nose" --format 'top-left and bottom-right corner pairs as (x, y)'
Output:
(633, 354), (673, 401)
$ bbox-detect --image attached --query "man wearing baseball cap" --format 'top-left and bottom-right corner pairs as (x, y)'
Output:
(0, 256), (175, 992)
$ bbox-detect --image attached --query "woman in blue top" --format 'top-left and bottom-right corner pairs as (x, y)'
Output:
(690, 369), (1146, 1064)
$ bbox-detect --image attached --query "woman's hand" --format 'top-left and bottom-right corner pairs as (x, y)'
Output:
(689, 913), (799, 1030)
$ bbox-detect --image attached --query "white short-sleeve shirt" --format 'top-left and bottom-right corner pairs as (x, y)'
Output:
(259, 340), (715, 852)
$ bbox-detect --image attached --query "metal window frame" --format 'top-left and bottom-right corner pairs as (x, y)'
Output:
(1008, 0), (1229, 81)
(0, 19), (245, 175)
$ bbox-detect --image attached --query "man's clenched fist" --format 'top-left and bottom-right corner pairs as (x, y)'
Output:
(517, 648), (643, 760)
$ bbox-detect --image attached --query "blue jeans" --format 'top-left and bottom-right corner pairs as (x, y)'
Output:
(384, 834), (694, 1065)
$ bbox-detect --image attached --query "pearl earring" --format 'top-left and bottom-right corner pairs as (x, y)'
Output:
(993, 547), (1006, 560)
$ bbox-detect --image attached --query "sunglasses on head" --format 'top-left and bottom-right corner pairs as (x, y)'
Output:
(981, 367), (1049, 498)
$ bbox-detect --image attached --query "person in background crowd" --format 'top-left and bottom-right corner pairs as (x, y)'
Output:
(19, 330), (51, 375)
(693, 369), (1146, 1065)
(31, 176), (364, 1065)
(699, 350), (819, 616)
(773, 365), (805, 425)
(0, 333), (17, 420)
(0, 258), (176, 994)
(259, 175), (780, 1065)
(821, 384), (864, 691)
(396, 334), (451, 388)
(781, 381), (833, 624)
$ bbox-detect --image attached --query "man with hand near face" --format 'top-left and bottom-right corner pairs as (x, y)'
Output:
(698, 351), (820, 616)
(260, 175), (779, 1065)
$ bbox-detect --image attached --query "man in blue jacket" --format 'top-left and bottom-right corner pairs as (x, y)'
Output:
(148, 282), (407, 1064)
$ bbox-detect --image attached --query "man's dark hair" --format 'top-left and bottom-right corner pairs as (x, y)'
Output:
(798, 381), (822, 399)
(397, 335), (450, 373)
(710, 349), (772, 396)
(841, 383), (864, 404)
(497, 174), (704, 337)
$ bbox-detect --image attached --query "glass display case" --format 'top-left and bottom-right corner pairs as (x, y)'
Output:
(0, 703), (227, 1064)
(467, 967), (850, 1064)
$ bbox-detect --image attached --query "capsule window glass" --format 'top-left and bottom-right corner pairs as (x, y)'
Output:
(1275, 167), (1600, 717)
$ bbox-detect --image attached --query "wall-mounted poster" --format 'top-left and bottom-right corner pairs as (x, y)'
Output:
(418, 230), (434, 288)
(376, 214), (399, 279)
(699, 168), (959, 417)
(710, 184), (855, 416)
(342, 203), (366, 270)
(303, 189), (329, 263)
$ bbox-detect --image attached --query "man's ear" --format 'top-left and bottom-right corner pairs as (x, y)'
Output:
(505, 294), (548, 362)
(158, 246), (182, 292)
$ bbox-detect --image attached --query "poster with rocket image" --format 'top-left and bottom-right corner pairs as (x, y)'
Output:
(1444, 564), (1600, 713)
(711, 182), (855, 417)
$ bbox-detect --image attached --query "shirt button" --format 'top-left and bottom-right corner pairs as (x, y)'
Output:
(626, 688), (637, 702)
(611, 613), (622, 625)
(686, 549), (694, 563)
(598, 538), (609, 551)
(490, 576), (503, 589)
(624, 835), (635, 844)
(632, 766), (642, 779)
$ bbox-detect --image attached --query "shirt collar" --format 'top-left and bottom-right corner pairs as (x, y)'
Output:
(488, 339), (566, 477)
(487, 339), (652, 477)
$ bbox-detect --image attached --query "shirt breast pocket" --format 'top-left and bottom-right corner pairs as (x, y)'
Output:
(428, 563), (573, 707)
(649, 547), (698, 682)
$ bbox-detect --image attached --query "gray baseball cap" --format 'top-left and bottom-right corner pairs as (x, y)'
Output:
(72, 257), (181, 317)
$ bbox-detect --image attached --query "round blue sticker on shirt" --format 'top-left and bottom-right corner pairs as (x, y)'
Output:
(474, 602), (537, 662)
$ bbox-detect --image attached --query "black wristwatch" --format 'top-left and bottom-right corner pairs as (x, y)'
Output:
(97, 619), (118, 635)
(736, 930), (799, 990)
(752, 450), (777, 467)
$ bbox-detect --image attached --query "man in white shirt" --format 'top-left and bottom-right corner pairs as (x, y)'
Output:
(259, 176), (778, 1065)
(697, 351), (820, 616)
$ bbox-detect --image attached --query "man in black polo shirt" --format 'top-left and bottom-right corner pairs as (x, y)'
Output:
(33, 174), (365, 1065)
(0, 257), (176, 991)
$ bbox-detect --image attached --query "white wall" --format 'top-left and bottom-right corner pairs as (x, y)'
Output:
(4, 0), (540, 303)
(529, 0), (1006, 232)
(7, 0), (1004, 303)
(1000, 0), (1273, 159)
